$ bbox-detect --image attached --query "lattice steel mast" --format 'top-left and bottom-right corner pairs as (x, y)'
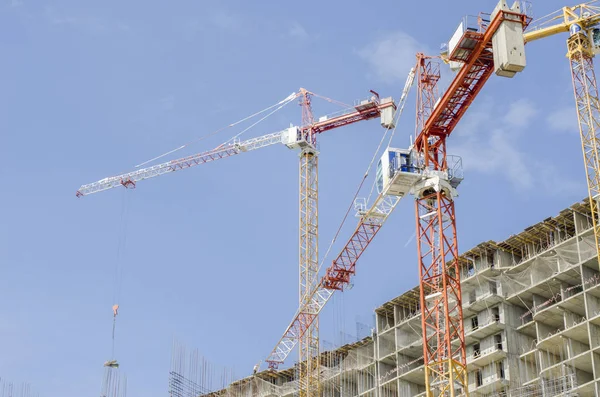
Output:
(415, 3), (530, 394)
(414, 54), (467, 397)
(265, 68), (418, 370)
(298, 89), (320, 397)
(524, 1), (600, 291)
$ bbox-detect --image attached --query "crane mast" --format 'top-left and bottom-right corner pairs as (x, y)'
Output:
(415, 3), (530, 395)
(414, 55), (466, 397)
(293, 89), (397, 397)
(298, 89), (320, 397)
(265, 67), (418, 370)
(523, 2), (600, 309)
(568, 24), (600, 275)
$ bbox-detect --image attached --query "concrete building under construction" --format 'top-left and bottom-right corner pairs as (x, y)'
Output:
(171, 198), (600, 397)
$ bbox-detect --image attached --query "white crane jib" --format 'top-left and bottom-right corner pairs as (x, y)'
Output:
(76, 86), (398, 198)
(76, 126), (306, 197)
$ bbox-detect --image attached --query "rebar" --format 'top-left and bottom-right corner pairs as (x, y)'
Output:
(0, 378), (39, 397)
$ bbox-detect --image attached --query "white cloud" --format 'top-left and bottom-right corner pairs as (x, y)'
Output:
(451, 96), (581, 194)
(547, 105), (577, 134)
(10, 0), (23, 7)
(503, 98), (537, 128)
(453, 126), (533, 189)
(357, 31), (431, 84)
(289, 22), (309, 40)
(535, 157), (585, 193)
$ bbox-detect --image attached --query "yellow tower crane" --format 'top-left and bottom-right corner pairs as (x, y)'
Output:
(524, 2), (600, 262)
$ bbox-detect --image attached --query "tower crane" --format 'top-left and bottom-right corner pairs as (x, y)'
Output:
(522, 1), (600, 290)
(76, 88), (397, 397)
(265, 2), (532, 396)
(264, 66), (419, 370)
(413, 2), (530, 394)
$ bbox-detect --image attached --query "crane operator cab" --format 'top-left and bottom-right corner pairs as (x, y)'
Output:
(570, 23), (600, 55)
(376, 148), (421, 196)
(376, 147), (464, 196)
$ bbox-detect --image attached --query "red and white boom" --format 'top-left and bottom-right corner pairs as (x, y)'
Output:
(76, 90), (397, 198)
(413, 3), (530, 395)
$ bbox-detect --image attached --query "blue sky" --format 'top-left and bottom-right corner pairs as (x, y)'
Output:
(0, 0), (588, 396)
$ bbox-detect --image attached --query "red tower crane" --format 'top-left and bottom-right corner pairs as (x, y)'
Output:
(264, 2), (531, 396)
(414, 2), (531, 395)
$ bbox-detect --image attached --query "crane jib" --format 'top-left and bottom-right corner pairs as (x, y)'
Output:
(415, 10), (530, 152)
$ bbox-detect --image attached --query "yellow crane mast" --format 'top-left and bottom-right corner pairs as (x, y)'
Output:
(298, 89), (320, 397)
(524, 1), (600, 265)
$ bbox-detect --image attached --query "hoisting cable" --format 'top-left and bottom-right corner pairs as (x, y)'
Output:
(217, 93), (299, 147)
(134, 92), (299, 168)
(524, 8), (566, 32)
(366, 65), (417, 204)
(317, 65), (417, 271)
(104, 189), (131, 370)
(310, 93), (352, 109)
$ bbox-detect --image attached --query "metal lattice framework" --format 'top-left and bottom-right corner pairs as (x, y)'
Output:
(415, 190), (466, 396)
(264, 70), (417, 372)
(418, 50), (470, 396)
(76, 131), (287, 197)
(569, 31), (600, 278)
(412, 7), (530, 395)
(522, 2), (600, 325)
(414, 54), (467, 397)
(298, 90), (320, 397)
(76, 91), (396, 198)
(265, 191), (402, 367)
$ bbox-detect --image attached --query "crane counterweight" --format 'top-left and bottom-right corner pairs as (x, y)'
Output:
(491, 1), (528, 77)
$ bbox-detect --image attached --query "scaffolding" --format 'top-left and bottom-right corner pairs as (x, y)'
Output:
(507, 374), (577, 397)
(204, 338), (377, 397)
